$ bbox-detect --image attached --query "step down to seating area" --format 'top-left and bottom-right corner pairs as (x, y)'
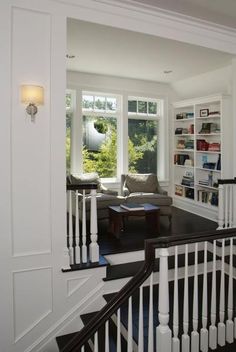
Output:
(104, 250), (214, 281)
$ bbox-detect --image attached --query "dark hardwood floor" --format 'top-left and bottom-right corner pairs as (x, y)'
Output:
(98, 207), (217, 255)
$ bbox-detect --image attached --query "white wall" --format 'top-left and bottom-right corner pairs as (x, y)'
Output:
(1, 1), (236, 351)
(171, 65), (232, 99)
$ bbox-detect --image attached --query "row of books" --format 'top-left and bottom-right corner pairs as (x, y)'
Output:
(197, 190), (218, 206)
(181, 176), (194, 187)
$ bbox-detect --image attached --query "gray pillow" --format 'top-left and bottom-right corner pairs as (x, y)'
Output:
(125, 173), (158, 193)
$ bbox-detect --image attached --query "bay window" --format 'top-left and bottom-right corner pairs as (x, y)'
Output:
(66, 90), (166, 181)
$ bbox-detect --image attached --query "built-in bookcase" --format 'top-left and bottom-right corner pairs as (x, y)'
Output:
(172, 94), (231, 219)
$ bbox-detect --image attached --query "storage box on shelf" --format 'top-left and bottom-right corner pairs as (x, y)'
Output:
(173, 94), (231, 219)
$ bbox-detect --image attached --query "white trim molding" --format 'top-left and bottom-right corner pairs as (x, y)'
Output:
(54, 0), (236, 54)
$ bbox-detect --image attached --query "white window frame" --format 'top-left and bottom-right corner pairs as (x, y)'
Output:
(81, 91), (122, 182)
(127, 96), (166, 180)
(67, 89), (168, 183)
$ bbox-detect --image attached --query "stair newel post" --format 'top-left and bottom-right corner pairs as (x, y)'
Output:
(224, 185), (229, 228)
(127, 296), (133, 352)
(172, 246), (180, 352)
(105, 320), (109, 352)
(182, 244), (190, 352)
(68, 190), (74, 265)
(226, 237), (234, 343)
(117, 308), (121, 352)
(82, 189), (87, 263)
(191, 242), (199, 352)
(148, 273), (154, 352)
(89, 188), (99, 263)
(218, 183), (224, 229)
(156, 247), (171, 352)
(138, 285), (144, 352)
(75, 190), (80, 265)
(218, 238), (226, 346)
(200, 241), (208, 352)
(209, 240), (217, 350)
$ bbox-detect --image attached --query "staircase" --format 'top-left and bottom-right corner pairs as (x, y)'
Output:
(56, 230), (236, 352)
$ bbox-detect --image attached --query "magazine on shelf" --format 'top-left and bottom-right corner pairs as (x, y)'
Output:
(120, 203), (144, 211)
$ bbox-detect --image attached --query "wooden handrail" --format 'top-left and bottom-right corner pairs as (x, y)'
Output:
(60, 227), (236, 352)
(218, 179), (236, 185)
(66, 183), (98, 191)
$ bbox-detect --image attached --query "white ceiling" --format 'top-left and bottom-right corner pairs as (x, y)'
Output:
(117, 0), (236, 29)
(67, 18), (234, 83)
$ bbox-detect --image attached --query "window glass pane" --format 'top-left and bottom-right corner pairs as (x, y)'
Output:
(148, 101), (157, 115)
(82, 116), (117, 178)
(82, 95), (94, 110)
(128, 119), (158, 173)
(94, 96), (106, 110)
(66, 93), (72, 111)
(138, 101), (147, 114)
(128, 100), (137, 113)
(106, 97), (117, 111)
(66, 112), (72, 172)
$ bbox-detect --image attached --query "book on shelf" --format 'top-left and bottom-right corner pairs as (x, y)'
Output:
(120, 203), (144, 211)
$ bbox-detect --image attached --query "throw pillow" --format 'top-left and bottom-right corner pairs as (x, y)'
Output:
(125, 173), (158, 193)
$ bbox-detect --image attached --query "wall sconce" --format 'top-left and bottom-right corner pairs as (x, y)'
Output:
(21, 85), (44, 121)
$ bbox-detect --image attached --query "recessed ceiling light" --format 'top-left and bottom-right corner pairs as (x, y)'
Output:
(163, 70), (173, 74)
(66, 54), (75, 59)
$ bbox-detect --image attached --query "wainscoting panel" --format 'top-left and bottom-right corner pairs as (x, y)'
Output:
(13, 267), (52, 343)
(67, 276), (91, 297)
(11, 7), (52, 257)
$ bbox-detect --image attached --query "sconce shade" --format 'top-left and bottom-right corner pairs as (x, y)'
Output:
(21, 85), (44, 105)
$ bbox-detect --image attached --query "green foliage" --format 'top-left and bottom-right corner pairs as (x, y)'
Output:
(83, 125), (144, 177)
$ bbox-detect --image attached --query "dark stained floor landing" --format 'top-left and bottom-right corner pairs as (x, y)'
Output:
(98, 206), (217, 255)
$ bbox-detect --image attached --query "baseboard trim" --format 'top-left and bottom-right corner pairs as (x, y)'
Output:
(173, 197), (218, 222)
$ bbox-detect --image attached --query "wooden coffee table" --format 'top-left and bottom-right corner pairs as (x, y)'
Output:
(108, 203), (160, 239)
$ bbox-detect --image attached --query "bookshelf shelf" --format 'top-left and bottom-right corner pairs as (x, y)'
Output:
(173, 94), (230, 214)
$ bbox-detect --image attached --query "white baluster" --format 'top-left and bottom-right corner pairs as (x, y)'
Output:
(105, 320), (109, 352)
(81, 346), (84, 352)
(218, 183), (224, 229)
(226, 238), (234, 343)
(75, 190), (80, 264)
(127, 296), (133, 352)
(218, 239), (226, 346)
(82, 190), (87, 263)
(94, 331), (98, 352)
(225, 185), (229, 228)
(89, 189), (99, 262)
(172, 246), (180, 352)
(233, 183), (236, 227)
(117, 309), (121, 352)
(229, 185), (233, 228)
(156, 248), (171, 352)
(68, 190), (74, 265)
(138, 285), (144, 352)
(181, 244), (190, 352)
(200, 241), (208, 352)
(63, 192), (71, 269)
(148, 273), (154, 352)
(209, 240), (217, 350)
(191, 243), (199, 352)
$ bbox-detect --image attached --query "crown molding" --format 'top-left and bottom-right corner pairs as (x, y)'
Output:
(53, 0), (236, 54)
